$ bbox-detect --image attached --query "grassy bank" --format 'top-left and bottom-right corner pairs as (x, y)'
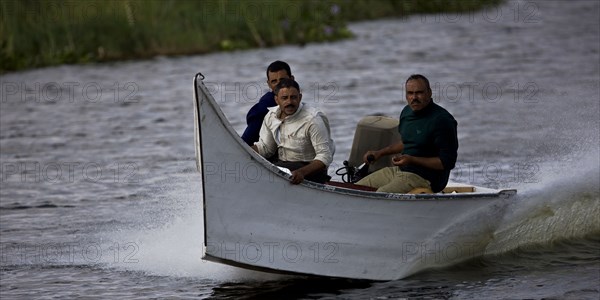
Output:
(1, 0), (501, 72)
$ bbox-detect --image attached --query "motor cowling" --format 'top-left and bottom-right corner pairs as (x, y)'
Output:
(348, 115), (401, 173)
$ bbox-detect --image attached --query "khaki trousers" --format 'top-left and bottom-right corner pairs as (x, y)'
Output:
(355, 167), (431, 193)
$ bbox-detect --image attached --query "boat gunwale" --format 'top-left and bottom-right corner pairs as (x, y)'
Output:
(193, 73), (209, 248)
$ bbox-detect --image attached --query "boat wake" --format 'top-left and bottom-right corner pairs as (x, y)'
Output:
(485, 148), (600, 255)
(405, 143), (599, 274)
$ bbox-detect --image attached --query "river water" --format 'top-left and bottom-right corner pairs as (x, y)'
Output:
(1, 0), (599, 299)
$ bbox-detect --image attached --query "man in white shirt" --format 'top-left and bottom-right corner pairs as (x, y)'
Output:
(252, 78), (334, 184)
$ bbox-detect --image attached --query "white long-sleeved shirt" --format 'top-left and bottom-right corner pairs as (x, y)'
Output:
(255, 103), (334, 166)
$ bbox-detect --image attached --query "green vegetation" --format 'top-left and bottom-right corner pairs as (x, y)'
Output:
(1, 0), (501, 72)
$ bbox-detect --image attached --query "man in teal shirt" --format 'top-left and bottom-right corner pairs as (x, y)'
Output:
(356, 74), (458, 193)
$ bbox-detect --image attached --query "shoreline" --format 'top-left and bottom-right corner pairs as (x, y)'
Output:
(1, 0), (501, 73)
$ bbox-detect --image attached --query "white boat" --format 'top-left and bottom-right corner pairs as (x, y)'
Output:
(193, 73), (517, 281)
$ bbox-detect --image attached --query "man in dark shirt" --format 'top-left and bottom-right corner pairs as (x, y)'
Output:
(356, 74), (458, 193)
(241, 60), (293, 145)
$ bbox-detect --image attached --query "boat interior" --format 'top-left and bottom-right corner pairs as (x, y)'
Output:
(329, 115), (477, 195)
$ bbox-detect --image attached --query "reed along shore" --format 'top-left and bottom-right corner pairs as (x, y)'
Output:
(1, 0), (501, 72)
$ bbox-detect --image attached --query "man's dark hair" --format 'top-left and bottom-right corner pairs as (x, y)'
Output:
(266, 60), (292, 78)
(406, 74), (431, 92)
(274, 78), (300, 95)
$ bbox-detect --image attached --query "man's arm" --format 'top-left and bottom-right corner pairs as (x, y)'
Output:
(307, 115), (334, 167)
(432, 114), (458, 171)
(393, 115), (457, 171)
(254, 118), (277, 158)
(241, 93), (274, 145)
(288, 115), (332, 184)
(363, 141), (404, 163)
(241, 104), (267, 146)
(392, 155), (444, 170)
(241, 122), (261, 146)
(290, 160), (326, 184)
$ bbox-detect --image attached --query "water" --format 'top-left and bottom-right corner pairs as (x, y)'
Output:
(1, 0), (599, 298)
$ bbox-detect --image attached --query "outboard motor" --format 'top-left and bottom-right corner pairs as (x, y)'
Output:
(336, 115), (401, 183)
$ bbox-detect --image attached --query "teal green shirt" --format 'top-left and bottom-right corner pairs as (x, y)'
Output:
(399, 101), (458, 192)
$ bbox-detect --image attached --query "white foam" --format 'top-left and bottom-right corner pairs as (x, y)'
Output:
(100, 172), (286, 282)
(487, 145), (600, 254)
